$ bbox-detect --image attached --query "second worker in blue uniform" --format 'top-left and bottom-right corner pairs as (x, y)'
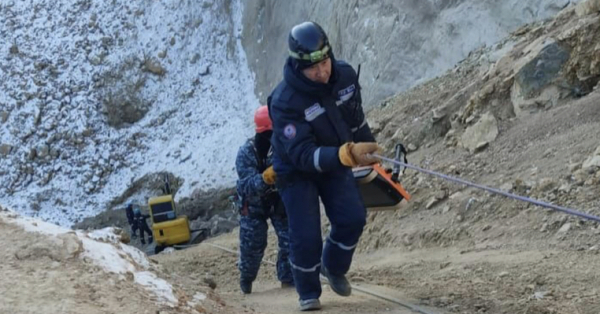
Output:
(235, 106), (294, 294)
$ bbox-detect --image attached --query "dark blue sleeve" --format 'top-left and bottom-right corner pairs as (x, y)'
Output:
(353, 122), (375, 142)
(235, 143), (269, 199)
(271, 104), (344, 173)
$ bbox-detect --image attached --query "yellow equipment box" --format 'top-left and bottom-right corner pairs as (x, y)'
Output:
(152, 217), (191, 246)
(148, 194), (191, 246)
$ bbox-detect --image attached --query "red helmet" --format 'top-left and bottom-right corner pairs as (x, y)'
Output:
(254, 106), (272, 133)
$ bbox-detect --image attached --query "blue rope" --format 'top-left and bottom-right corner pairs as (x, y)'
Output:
(373, 154), (600, 223)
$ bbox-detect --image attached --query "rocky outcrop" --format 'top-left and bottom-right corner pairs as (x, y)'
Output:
(190, 210), (238, 238)
(367, 3), (600, 162)
(1, 211), (221, 313)
(582, 146), (600, 171)
(0, 0), (257, 225)
(242, 0), (579, 107)
(460, 112), (499, 152)
(576, 0), (600, 16)
(510, 40), (571, 116)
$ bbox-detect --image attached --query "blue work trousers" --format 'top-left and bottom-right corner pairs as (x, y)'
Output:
(279, 168), (366, 301)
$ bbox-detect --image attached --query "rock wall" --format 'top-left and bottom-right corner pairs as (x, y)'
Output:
(241, 0), (578, 107)
(0, 0), (258, 225)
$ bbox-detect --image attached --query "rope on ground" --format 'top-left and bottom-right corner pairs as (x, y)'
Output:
(350, 285), (442, 314)
(372, 154), (600, 224)
(201, 242), (441, 314)
(203, 242), (243, 257)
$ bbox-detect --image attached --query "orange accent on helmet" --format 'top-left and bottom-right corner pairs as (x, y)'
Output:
(254, 105), (272, 133)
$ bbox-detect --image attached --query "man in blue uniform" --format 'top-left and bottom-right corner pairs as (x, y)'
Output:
(268, 21), (381, 311)
(134, 206), (153, 245)
(235, 106), (294, 294)
(125, 202), (138, 239)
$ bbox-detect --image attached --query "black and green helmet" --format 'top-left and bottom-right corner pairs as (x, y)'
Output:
(288, 22), (332, 68)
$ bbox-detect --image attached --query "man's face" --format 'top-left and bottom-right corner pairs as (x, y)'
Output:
(301, 58), (331, 84)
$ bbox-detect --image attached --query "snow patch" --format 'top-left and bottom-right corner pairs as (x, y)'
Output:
(11, 213), (70, 236)
(134, 271), (178, 305)
(0, 210), (177, 306)
(188, 292), (208, 308)
(87, 227), (123, 243)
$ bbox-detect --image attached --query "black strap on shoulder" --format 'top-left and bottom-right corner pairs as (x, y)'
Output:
(266, 95), (273, 122)
(352, 63), (363, 122)
(249, 139), (265, 171)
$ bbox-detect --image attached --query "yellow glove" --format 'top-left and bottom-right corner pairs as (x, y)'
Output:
(262, 166), (277, 185)
(339, 142), (382, 167)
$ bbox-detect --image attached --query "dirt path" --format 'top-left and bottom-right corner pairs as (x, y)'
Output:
(152, 230), (445, 314)
(153, 209), (600, 314)
(222, 280), (420, 314)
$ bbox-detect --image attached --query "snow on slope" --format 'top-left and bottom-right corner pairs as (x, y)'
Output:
(1, 210), (179, 305)
(0, 0), (258, 226)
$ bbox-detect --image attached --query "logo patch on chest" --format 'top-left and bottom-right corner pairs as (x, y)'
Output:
(338, 84), (356, 102)
(304, 103), (326, 122)
(283, 124), (296, 139)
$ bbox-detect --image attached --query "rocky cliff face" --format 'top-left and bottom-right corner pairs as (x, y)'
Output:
(241, 0), (578, 107)
(0, 0), (257, 225)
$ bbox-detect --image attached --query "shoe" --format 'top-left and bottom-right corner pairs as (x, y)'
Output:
(240, 280), (252, 294)
(299, 299), (321, 311)
(320, 266), (351, 296)
(281, 281), (294, 289)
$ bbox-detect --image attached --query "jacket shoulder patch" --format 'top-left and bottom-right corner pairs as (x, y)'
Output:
(338, 84), (356, 102)
(304, 103), (326, 122)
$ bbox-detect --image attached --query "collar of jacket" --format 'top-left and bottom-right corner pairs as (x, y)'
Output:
(283, 57), (339, 98)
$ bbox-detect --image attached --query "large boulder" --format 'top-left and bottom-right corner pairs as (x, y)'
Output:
(582, 146), (600, 170)
(510, 39), (571, 116)
(460, 112), (499, 152)
(15, 233), (83, 262)
(190, 211), (238, 238)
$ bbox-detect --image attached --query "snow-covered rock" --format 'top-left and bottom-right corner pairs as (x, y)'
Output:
(0, 0), (258, 225)
(1, 210), (177, 305)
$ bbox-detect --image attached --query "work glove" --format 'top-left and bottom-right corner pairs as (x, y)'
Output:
(338, 142), (382, 168)
(262, 166), (277, 185)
